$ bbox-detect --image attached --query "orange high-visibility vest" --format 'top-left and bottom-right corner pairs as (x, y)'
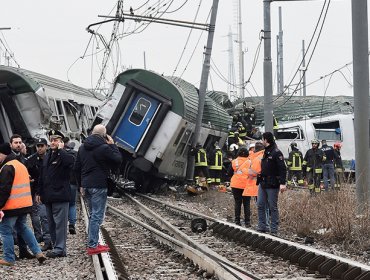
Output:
(1, 159), (32, 211)
(242, 150), (264, 197)
(230, 157), (249, 189)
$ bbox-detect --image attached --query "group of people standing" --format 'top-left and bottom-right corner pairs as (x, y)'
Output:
(0, 124), (122, 266)
(229, 132), (287, 235)
(287, 139), (344, 193)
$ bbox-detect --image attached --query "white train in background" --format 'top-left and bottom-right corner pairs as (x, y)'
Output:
(0, 66), (104, 146)
(261, 113), (355, 168)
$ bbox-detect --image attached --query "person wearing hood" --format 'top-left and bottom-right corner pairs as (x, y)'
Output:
(0, 143), (46, 266)
(74, 124), (122, 255)
(36, 130), (74, 258)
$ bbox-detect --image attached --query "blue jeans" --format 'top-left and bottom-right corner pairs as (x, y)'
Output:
(84, 188), (108, 248)
(69, 184), (77, 226)
(323, 163), (335, 191)
(257, 185), (280, 233)
(0, 214), (41, 263)
(30, 195), (42, 242)
(38, 203), (51, 244)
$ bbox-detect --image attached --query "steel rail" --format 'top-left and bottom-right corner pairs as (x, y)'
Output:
(138, 194), (370, 279)
(107, 202), (259, 280)
(80, 196), (118, 280)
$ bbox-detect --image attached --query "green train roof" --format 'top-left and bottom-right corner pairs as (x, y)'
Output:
(234, 95), (354, 125)
(114, 69), (231, 131)
(0, 66), (104, 100)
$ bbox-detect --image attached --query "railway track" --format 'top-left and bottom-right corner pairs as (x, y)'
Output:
(106, 197), (257, 280)
(80, 196), (128, 280)
(106, 194), (370, 280)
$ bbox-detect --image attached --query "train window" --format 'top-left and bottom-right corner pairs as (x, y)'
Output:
(48, 98), (57, 115)
(183, 133), (194, 156)
(173, 127), (185, 146)
(63, 102), (79, 132)
(205, 135), (221, 151)
(275, 126), (304, 140)
(56, 100), (63, 115)
(129, 98), (151, 126)
(313, 121), (342, 141)
(175, 129), (191, 156)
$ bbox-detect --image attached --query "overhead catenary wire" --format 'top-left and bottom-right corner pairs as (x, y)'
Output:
(179, 8), (211, 79)
(270, 0), (331, 108)
(0, 32), (20, 67)
(172, 0), (203, 77)
(269, 0), (330, 105)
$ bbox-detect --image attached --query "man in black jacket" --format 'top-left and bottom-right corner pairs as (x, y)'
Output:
(25, 138), (52, 251)
(74, 124), (122, 255)
(36, 130), (74, 258)
(257, 132), (287, 235)
(321, 140), (335, 191)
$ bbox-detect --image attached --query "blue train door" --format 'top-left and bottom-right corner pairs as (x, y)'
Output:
(113, 92), (160, 151)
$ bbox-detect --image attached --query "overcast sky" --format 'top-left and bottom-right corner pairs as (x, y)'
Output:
(1, 0), (356, 99)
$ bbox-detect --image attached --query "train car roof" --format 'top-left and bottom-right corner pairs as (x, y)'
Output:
(114, 68), (231, 131)
(232, 95), (355, 125)
(0, 66), (104, 100)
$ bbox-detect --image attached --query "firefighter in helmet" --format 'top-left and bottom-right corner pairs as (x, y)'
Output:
(236, 122), (247, 140)
(303, 139), (326, 193)
(286, 142), (304, 186)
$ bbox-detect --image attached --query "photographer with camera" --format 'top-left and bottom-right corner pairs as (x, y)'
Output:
(74, 124), (122, 255)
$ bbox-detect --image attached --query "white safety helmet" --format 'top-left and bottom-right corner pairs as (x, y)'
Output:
(229, 143), (239, 152)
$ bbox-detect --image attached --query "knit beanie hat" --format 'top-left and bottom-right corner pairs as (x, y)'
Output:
(0, 143), (11, 155)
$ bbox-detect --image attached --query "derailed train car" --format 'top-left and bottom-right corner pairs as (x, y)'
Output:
(94, 69), (231, 191)
(0, 66), (104, 146)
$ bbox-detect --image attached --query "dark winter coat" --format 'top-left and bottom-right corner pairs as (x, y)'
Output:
(321, 144), (335, 164)
(25, 152), (44, 196)
(258, 143), (287, 188)
(74, 134), (122, 189)
(0, 154), (32, 217)
(38, 148), (74, 203)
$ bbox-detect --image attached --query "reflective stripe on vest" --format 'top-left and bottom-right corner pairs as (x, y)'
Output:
(290, 152), (302, 171)
(210, 150), (223, 170)
(195, 149), (207, 167)
(1, 160), (32, 211)
(247, 151), (263, 177)
(230, 157), (249, 189)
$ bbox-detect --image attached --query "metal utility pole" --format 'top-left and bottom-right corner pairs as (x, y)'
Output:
(237, 0), (245, 99)
(186, 0), (219, 181)
(0, 27), (11, 66)
(143, 51), (147, 70)
(301, 40), (307, 97)
(278, 7), (284, 95)
(276, 35), (280, 94)
(263, 0), (273, 132)
(227, 26), (237, 100)
(352, 0), (370, 211)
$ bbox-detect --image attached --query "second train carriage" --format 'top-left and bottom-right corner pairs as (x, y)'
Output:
(94, 68), (231, 190)
(0, 66), (104, 146)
